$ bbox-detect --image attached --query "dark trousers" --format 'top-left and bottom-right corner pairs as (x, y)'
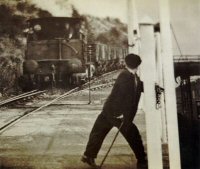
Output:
(84, 113), (146, 161)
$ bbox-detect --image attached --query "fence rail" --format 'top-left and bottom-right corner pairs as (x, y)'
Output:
(174, 55), (200, 62)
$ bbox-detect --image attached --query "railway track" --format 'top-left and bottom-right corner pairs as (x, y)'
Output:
(0, 90), (46, 107)
(82, 69), (120, 88)
(0, 70), (120, 107)
(0, 70), (121, 134)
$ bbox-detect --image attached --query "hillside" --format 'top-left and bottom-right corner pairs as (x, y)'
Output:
(85, 15), (128, 46)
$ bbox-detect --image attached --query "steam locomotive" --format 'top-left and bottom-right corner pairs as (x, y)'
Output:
(20, 17), (127, 90)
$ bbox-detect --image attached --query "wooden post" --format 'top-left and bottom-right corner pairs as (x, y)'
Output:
(140, 18), (163, 169)
(127, 0), (140, 54)
(159, 0), (181, 168)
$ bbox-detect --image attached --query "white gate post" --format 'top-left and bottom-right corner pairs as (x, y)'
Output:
(139, 18), (163, 169)
(158, 0), (181, 168)
(155, 30), (168, 143)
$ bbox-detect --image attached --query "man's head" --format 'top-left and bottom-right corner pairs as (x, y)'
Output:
(125, 53), (142, 70)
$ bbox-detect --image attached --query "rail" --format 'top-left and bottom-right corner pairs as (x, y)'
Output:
(0, 90), (46, 107)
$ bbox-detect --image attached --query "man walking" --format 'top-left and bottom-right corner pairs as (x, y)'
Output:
(81, 53), (147, 169)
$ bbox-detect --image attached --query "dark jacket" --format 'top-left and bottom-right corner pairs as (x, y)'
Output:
(101, 69), (143, 125)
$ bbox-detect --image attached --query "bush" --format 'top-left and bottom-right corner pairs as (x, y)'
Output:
(0, 37), (23, 95)
(0, 56), (18, 95)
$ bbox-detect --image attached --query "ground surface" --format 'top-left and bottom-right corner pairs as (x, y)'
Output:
(0, 83), (169, 169)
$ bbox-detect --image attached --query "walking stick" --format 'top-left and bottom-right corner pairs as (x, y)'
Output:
(99, 121), (124, 168)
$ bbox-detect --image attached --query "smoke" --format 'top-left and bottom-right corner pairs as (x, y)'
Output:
(29, 0), (73, 17)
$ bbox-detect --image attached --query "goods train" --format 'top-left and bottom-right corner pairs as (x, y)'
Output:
(19, 17), (128, 90)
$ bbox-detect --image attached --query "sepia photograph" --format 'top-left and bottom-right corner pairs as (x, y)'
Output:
(0, 0), (199, 169)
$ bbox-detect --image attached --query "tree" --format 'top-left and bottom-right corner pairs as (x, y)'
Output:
(110, 27), (120, 38)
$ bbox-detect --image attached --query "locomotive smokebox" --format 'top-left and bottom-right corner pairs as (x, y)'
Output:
(23, 60), (39, 73)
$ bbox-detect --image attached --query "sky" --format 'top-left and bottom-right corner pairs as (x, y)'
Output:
(30, 0), (200, 55)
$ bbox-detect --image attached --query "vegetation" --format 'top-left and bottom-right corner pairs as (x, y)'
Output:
(84, 15), (128, 46)
(0, 1), (52, 95)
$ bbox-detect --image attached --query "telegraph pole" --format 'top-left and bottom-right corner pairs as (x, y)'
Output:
(159, 0), (181, 168)
(127, 0), (143, 110)
(127, 0), (140, 54)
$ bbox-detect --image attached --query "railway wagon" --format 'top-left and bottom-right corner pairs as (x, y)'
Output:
(87, 43), (128, 76)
